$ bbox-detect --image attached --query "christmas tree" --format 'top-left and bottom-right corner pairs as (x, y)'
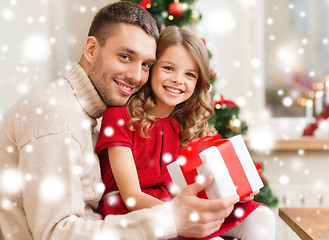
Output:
(123, 0), (278, 208)
(123, 0), (202, 30)
(254, 161), (279, 208)
(208, 95), (248, 139)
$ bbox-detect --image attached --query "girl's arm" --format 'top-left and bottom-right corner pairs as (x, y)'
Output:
(107, 146), (163, 211)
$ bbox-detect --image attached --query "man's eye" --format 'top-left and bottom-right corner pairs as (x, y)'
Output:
(120, 55), (130, 60)
(142, 62), (152, 69)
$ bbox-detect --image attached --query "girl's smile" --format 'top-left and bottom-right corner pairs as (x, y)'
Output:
(150, 44), (199, 117)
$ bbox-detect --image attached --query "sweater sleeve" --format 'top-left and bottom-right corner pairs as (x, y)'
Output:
(95, 107), (133, 154)
(19, 132), (177, 240)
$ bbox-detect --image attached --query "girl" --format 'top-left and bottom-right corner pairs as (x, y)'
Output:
(96, 25), (275, 240)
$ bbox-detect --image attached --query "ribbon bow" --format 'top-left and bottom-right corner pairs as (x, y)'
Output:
(178, 134), (223, 198)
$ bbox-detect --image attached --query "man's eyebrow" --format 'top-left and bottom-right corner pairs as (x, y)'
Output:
(119, 46), (156, 63)
(119, 46), (136, 55)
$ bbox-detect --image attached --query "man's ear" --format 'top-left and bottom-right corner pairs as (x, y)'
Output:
(83, 36), (98, 64)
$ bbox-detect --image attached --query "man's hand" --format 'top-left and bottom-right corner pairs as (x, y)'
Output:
(171, 175), (239, 238)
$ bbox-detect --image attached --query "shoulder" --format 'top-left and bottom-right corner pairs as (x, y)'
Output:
(170, 117), (180, 135)
(100, 106), (132, 135)
(102, 106), (130, 121)
(5, 79), (82, 148)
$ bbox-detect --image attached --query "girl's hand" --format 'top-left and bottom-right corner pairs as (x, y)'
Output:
(238, 189), (260, 203)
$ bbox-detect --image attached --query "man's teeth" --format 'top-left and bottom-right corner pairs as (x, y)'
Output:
(165, 86), (181, 94)
(118, 82), (132, 91)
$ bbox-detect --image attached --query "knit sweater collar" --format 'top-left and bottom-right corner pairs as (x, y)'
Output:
(64, 63), (108, 119)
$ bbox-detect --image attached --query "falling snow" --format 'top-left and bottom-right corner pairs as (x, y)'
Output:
(126, 197), (136, 208)
(81, 119), (91, 130)
(189, 212), (200, 222)
(177, 156), (186, 166)
(39, 176), (66, 203)
(234, 207), (245, 218)
(154, 227), (164, 238)
(95, 182), (105, 194)
(104, 127), (114, 137)
(120, 218), (128, 228)
(279, 175), (290, 185)
(1, 1), (329, 239)
(1, 169), (23, 194)
(6, 146), (14, 153)
(106, 194), (119, 207)
(1, 198), (12, 210)
(195, 174), (205, 184)
(168, 182), (180, 195)
(162, 153), (173, 163)
(117, 119), (125, 126)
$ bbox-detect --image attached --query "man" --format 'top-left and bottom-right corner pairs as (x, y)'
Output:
(0, 2), (238, 239)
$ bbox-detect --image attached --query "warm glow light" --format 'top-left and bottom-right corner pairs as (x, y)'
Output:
(215, 103), (221, 109)
(298, 98), (305, 106)
(316, 82), (324, 90)
(306, 99), (313, 107)
(308, 91), (315, 98)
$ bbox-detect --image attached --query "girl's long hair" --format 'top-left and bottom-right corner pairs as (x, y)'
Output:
(127, 25), (213, 148)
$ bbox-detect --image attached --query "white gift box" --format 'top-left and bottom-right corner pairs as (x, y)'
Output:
(167, 135), (264, 200)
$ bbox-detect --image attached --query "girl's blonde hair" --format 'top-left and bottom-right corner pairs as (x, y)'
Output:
(127, 25), (213, 148)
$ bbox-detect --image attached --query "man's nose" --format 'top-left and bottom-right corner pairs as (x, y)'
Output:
(126, 64), (143, 85)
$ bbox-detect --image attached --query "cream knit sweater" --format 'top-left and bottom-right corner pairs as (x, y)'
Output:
(0, 63), (176, 240)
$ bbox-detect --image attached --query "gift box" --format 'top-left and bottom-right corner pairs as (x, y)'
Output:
(167, 135), (263, 200)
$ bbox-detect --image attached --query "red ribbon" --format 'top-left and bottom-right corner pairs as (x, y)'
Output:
(217, 140), (252, 199)
(178, 135), (222, 199)
(178, 134), (252, 199)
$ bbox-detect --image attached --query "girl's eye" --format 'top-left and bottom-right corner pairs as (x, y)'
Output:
(186, 72), (197, 78)
(163, 66), (173, 71)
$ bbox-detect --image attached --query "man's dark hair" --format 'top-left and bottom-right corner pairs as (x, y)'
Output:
(88, 1), (159, 46)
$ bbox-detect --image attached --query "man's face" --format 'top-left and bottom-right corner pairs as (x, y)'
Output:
(89, 23), (157, 107)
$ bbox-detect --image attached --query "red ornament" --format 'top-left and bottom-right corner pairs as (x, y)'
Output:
(255, 161), (263, 174)
(212, 95), (237, 108)
(168, 1), (184, 18)
(139, 0), (151, 9)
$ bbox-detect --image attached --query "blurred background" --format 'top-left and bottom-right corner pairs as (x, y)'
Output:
(1, 1), (329, 239)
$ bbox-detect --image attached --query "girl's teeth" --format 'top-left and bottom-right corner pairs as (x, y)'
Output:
(166, 87), (181, 94)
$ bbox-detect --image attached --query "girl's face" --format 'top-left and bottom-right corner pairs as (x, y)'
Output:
(150, 44), (199, 118)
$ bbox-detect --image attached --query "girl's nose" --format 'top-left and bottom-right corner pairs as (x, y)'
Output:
(172, 73), (183, 85)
